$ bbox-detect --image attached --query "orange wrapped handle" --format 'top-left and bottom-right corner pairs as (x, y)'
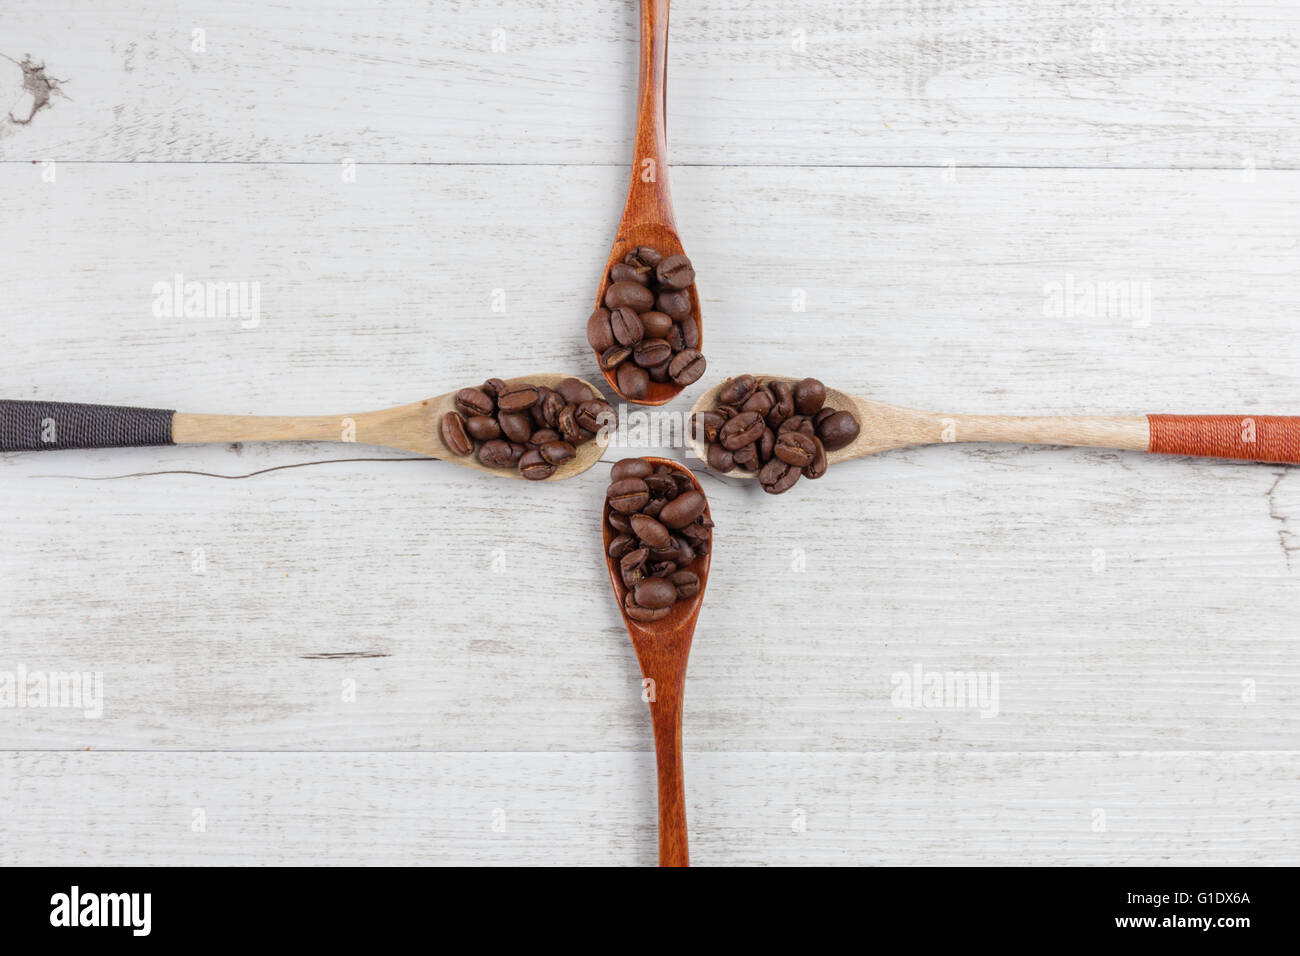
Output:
(1147, 415), (1300, 464)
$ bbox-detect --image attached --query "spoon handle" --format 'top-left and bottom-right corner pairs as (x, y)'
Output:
(623, 0), (676, 230)
(647, 672), (690, 867)
(939, 413), (1300, 463)
(0, 399), (174, 451)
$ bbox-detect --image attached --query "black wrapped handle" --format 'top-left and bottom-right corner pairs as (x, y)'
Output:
(0, 400), (175, 452)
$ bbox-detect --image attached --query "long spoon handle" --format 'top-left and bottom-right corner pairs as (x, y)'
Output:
(623, 0), (676, 230)
(172, 412), (359, 445)
(939, 413), (1300, 463)
(647, 675), (690, 867)
(0, 400), (174, 451)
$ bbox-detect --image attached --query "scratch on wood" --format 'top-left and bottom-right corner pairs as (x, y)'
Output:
(299, 651), (391, 660)
(1265, 471), (1296, 568)
(3, 55), (66, 126)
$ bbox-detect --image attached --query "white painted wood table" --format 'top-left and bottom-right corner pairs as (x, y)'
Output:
(1, 0), (1298, 866)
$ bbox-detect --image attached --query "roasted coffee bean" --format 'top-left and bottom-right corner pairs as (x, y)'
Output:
(733, 442), (760, 470)
(607, 306), (642, 348)
(617, 363), (650, 400)
(518, 448), (555, 481)
(624, 593), (671, 623)
(656, 288), (691, 319)
(660, 490), (706, 528)
(611, 458), (654, 481)
(767, 380), (794, 426)
(534, 388), (565, 428)
(608, 478), (650, 514)
(540, 440), (576, 466)
(576, 399), (616, 434)
(620, 547), (649, 587)
(775, 431), (817, 467)
(440, 412), (474, 456)
(742, 388), (774, 417)
(644, 474), (677, 498)
(600, 345), (632, 370)
(650, 536), (682, 561)
(648, 358), (673, 383)
(478, 439), (517, 468)
(528, 428), (560, 447)
(587, 307), (615, 352)
(605, 280), (656, 312)
(608, 534), (637, 560)
(640, 311), (673, 339)
(642, 497), (666, 519)
(668, 349), (706, 385)
(804, 436), (828, 479)
(818, 410), (861, 450)
(498, 410), (533, 444)
(707, 443), (735, 472)
(720, 410), (765, 450)
(671, 535), (695, 566)
(498, 384), (540, 412)
(814, 407), (836, 429)
(465, 415), (501, 441)
(692, 411), (725, 444)
(630, 513), (672, 549)
(455, 387), (494, 418)
(656, 254), (696, 290)
(633, 338), (672, 368)
(669, 570), (700, 600)
(648, 560), (678, 578)
(759, 426), (776, 462)
(557, 378), (595, 405)
(679, 316), (700, 350)
(635, 577), (678, 609)
(759, 457), (800, 495)
(714, 404), (737, 421)
(625, 246), (663, 269)
(481, 378), (508, 400)
(718, 375), (757, 407)
(794, 377), (827, 416)
(557, 403), (582, 443)
(608, 511), (633, 533)
(610, 262), (650, 286)
(665, 323), (686, 352)
(777, 415), (806, 434)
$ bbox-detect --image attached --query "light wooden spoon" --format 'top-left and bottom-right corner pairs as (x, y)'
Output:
(602, 456), (711, 867)
(591, 0), (702, 407)
(688, 375), (1300, 475)
(0, 374), (611, 480)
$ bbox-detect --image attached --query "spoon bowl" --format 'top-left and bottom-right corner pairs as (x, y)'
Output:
(591, 0), (701, 406)
(602, 456), (711, 865)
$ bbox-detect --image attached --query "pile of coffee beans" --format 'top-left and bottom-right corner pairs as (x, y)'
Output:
(586, 246), (706, 400)
(605, 458), (712, 622)
(692, 375), (861, 494)
(440, 377), (616, 480)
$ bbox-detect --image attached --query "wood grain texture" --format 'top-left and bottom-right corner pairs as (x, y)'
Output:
(1, 751), (1296, 866)
(3, 2), (1300, 865)
(1, 1), (1298, 167)
(2, 164), (1299, 756)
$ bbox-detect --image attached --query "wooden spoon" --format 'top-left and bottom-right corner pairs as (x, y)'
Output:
(602, 456), (711, 866)
(592, 0), (701, 407)
(0, 374), (611, 480)
(688, 375), (1300, 474)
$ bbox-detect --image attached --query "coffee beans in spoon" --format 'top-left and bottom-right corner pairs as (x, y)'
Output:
(440, 377), (616, 480)
(605, 458), (712, 622)
(693, 375), (860, 495)
(587, 246), (706, 401)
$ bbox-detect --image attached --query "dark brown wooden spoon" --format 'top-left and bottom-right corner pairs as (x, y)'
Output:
(591, 0), (701, 407)
(602, 456), (711, 866)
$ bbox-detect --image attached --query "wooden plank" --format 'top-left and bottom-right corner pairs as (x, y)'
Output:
(1, 1), (1297, 166)
(1, 750), (1295, 865)
(2, 163), (1299, 752)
